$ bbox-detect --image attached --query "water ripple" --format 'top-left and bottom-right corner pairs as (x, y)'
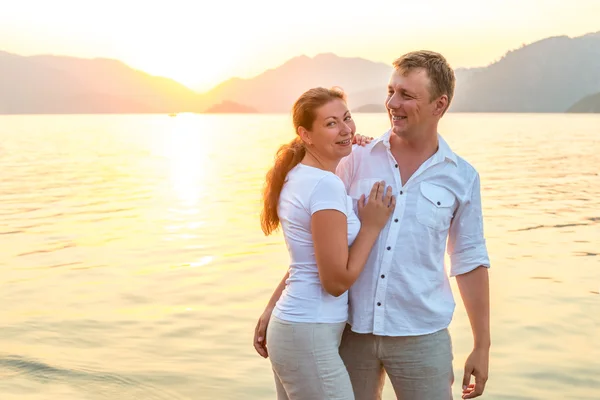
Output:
(1, 114), (599, 400)
(0, 355), (187, 400)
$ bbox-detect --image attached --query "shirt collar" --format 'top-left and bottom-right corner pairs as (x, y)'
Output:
(370, 130), (392, 151)
(371, 129), (458, 166)
(437, 135), (458, 165)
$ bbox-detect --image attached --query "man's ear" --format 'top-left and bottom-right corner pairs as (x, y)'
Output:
(433, 95), (449, 116)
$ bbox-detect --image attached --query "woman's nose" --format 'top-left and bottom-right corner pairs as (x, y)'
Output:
(340, 121), (352, 134)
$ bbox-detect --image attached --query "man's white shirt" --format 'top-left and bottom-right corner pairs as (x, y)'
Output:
(336, 130), (490, 336)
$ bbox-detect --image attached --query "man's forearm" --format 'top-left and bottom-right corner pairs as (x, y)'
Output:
(456, 266), (490, 349)
(265, 271), (289, 310)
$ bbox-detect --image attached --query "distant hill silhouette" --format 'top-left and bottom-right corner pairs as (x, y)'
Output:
(201, 32), (600, 113)
(203, 53), (393, 113)
(450, 32), (600, 112)
(566, 92), (600, 113)
(0, 51), (207, 114)
(204, 100), (257, 113)
(341, 69), (475, 109)
(1, 31), (599, 114)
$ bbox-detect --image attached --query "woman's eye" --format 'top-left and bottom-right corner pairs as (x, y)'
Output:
(344, 116), (352, 121)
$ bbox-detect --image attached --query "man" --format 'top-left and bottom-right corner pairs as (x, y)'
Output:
(254, 50), (490, 399)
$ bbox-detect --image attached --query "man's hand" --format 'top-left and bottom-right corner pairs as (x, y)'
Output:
(253, 307), (274, 358)
(461, 347), (489, 398)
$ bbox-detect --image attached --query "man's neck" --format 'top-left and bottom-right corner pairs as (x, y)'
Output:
(389, 129), (439, 160)
(389, 129), (439, 186)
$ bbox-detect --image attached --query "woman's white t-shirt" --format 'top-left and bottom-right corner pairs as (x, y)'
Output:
(273, 163), (361, 323)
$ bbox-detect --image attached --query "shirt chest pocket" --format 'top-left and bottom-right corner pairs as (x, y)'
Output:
(416, 182), (456, 231)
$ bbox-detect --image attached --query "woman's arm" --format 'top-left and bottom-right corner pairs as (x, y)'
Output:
(264, 271), (289, 311)
(253, 271), (289, 358)
(313, 181), (394, 297)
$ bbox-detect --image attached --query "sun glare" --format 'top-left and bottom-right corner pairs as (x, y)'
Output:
(2, 0), (600, 93)
(165, 114), (210, 204)
(143, 58), (225, 92)
(125, 46), (246, 92)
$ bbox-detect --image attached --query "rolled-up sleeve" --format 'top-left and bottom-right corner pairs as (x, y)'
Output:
(447, 173), (490, 277)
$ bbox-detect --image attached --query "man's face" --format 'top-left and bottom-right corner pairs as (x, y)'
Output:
(385, 68), (438, 139)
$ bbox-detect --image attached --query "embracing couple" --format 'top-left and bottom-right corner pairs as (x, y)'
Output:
(253, 50), (491, 400)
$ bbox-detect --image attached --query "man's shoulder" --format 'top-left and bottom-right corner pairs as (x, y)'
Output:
(451, 152), (480, 183)
(353, 137), (386, 158)
(340, 142), (376, 166)
(453, 153), (478, 172)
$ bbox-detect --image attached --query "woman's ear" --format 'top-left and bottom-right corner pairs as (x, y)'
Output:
(298, 126), (312, 146)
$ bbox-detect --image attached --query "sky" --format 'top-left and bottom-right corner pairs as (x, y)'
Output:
(1, 0), (599, 92)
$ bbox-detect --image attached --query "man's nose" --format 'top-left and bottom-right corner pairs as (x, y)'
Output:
(387, 93), (400, 109)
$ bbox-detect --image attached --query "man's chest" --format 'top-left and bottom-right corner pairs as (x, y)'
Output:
(348, 157), (464, 232)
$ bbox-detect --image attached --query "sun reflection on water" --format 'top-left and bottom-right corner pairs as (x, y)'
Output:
(164, 114), (214, 206)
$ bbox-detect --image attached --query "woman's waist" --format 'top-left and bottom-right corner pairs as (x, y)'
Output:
(278, 283), (348, 310)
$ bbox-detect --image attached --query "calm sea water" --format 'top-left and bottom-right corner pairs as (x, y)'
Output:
(0, 113), (598, 400)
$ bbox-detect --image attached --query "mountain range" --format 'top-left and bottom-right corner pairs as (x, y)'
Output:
(0, 51), (206, 114)
(567, 91), (600, 113)
(1, 31), (599, 114)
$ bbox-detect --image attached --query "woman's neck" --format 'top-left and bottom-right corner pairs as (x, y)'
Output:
(301, 152), (338, 173)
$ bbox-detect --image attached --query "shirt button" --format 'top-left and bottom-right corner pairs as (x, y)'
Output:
(394, 218), (398, 223)
(387, 246), (391, 250)
(394, 164), (398, 168)
(437, 201), (441, 205)
(377, 302), (382, 306)
(381, 274), (385, 279)
(399, 191), (403, 195)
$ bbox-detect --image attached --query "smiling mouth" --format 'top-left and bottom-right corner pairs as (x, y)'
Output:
(392, 116), (407, 121)
(336, 139), (351, 145)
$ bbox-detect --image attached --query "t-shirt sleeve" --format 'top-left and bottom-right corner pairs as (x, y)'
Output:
(308, 174), (349, 216)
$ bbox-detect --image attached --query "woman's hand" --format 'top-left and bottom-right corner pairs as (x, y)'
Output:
(253, 306), (273, 358)
(352, 134), (374, 147)
(357, 181), (395, 231)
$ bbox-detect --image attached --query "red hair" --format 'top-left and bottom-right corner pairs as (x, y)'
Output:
(260, 87), (346, 235)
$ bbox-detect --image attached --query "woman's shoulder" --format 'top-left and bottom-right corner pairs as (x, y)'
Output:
(286, 165), (346, 197)
(289, 164), (339, 183)
(299, 166), (345, 190)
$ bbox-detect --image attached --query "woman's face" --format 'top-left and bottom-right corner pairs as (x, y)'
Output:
(303, 99), (356, 161)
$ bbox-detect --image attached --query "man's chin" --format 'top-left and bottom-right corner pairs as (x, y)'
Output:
(391, 125), (406, 137)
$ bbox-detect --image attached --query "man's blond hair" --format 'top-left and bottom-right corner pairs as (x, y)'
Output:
(392, 51), (455, 111)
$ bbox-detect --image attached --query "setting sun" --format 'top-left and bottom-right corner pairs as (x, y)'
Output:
(2, 0), (600, 92)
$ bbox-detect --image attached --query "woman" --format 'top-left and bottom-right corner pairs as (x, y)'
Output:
(256, 87), (395, 399)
